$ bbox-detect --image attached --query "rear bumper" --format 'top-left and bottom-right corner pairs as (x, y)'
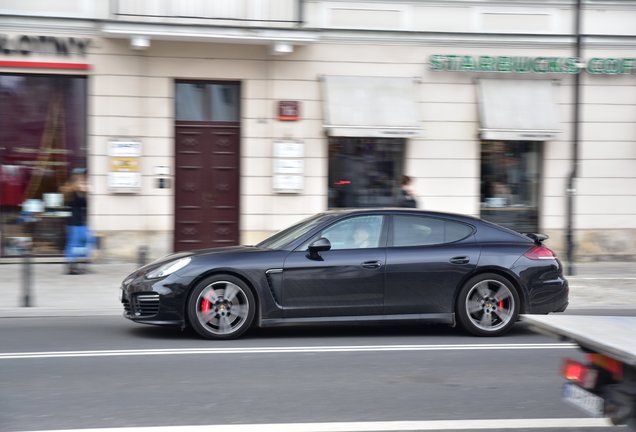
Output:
(526, 278), (569, 314)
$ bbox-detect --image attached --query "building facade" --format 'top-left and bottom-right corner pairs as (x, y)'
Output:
(1, 0), (635, 262)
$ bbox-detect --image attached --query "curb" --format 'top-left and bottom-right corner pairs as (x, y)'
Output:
(0, 308), (122, 318)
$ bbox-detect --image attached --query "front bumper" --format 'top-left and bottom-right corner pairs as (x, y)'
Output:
(120, 270), (194, 327)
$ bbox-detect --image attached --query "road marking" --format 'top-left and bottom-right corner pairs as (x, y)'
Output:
(18, 417), (614, 432)
(568, 277), (636, 280)
(0, 343), (576, 360)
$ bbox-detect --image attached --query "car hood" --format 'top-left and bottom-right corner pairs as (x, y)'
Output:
(126, 246), (269, 280)
(188, 245), (266, 257)
(150, 245), (262, 265)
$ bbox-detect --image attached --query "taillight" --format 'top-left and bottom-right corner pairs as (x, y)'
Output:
(588, 353), (623, 380)
(562, 358), (598, 389)
(524, 245), (556, 260)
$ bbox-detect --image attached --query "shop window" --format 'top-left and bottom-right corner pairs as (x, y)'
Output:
(328, 137), (405, 208)
(480, 140), (540, 233)
(0, 74), (87, 257)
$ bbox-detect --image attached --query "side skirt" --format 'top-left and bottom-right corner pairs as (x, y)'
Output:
(260, 313), (455, 328)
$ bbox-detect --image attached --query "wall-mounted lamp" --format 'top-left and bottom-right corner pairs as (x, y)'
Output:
(130, 36), (151, 50)
(271, 42), (293, 55)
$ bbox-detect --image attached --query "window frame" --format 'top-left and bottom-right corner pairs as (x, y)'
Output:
(175, 80), (241, 123)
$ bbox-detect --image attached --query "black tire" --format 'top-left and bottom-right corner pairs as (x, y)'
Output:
(456, 273), (519, 337)
(187, 274), (255, 340)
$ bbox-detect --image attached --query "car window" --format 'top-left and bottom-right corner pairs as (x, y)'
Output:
(303, 215), (384, 250)
(257, 214), (332, 249)
(391, 215), (473, 247)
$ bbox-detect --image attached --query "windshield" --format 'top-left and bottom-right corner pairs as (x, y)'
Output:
(257, 214), (333, 250)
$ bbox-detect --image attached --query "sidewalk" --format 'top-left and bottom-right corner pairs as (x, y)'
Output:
(0, 260), (635, 318)
(0, 262), (136, 317)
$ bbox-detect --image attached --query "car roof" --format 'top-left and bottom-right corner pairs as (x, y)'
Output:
(319, 208), (531, 241)
(320, 208), (481, 223)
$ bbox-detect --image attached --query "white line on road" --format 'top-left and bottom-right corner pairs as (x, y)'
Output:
(568, 277), (636, 280)
(0, 343), (577, 360)
(17, 417), (614, 432)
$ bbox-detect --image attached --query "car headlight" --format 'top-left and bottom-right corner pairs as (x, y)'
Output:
(146, 257), (191, 279)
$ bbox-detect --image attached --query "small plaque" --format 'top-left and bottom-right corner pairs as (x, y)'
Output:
(277, 101), (301, 121)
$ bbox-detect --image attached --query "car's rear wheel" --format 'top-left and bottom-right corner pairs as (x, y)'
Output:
(187, 275), (255, 340)
(456, 273), (519, 336)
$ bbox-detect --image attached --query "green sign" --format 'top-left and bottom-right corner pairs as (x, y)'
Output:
(430, 55), (636, 75)
(587, 57), (636, 75)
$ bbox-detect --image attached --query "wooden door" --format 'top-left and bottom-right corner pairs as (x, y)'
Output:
(174, 124), (240, 251)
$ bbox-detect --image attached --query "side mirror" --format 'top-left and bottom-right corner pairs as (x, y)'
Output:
(308, 237), (331, 259)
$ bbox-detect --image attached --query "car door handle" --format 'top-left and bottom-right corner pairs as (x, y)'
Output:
(361, 260), (383, 269)
(450, 256), (470, 265)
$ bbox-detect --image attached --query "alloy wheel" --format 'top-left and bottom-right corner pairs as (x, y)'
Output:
(464, 279), (515, 332)
(195, 280), (251, 336)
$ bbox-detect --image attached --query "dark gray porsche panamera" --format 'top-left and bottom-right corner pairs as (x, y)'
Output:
(120, 209), (568, 339)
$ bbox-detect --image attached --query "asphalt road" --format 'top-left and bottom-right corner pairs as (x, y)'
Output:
(1, 311), (634, 432)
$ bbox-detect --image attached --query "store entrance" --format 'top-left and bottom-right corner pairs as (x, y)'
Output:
(174, 81), (241, 251)
(480, 140), (541, 234)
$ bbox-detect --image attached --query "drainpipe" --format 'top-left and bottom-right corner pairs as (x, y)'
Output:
(297, 0), (304, 26)
(566, 0), (582, 275)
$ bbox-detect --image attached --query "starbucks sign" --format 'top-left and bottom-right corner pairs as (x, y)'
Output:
(430, 54), (636, 75)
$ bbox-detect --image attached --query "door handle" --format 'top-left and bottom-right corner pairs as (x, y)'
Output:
(450, 256), (470, 265)
(361, 260), (382, 269)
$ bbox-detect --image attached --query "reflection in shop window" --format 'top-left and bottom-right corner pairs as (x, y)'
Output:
(480, 140), (540, 233)
(0, 74), (87, 257)
(328, 137), (405, 209)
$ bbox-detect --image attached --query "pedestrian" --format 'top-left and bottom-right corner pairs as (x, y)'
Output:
(60, 168), (92, 274)
(399, 175), (418, 208)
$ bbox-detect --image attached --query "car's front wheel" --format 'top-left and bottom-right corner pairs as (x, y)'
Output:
(187, 275), (255, 340)
(456, 273), (519, 336)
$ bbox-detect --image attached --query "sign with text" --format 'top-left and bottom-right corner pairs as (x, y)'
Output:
(272, 141), (303, 193)
(108, 140), (141, 193)
(277, 101), (301, 121)
(430, 54), (636, 75)
(0, 34), (91, 69)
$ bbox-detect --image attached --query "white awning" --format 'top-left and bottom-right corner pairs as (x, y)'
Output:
(321, 75), (422, 138)
(477, 79), (561, 141)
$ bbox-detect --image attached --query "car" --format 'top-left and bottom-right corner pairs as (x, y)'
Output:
(120, 208), (568, 339)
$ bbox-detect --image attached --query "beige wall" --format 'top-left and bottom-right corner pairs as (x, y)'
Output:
(2, 0), (636, 261)
(81, 36), (636, 261)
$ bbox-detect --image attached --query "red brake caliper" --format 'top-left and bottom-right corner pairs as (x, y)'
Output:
(201, 298), (211, 313)
(498, 299), (504, 310)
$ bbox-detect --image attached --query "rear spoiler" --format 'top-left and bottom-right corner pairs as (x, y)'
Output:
(524, 233), (549, 245)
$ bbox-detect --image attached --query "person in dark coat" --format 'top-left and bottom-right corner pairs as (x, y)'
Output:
(399, 175), (418, 208)
(60, 168), (92, 274)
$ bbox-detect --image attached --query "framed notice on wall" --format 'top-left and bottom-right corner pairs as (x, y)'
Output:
(108, 140), (141, 193)
(272, 141), (304, 193)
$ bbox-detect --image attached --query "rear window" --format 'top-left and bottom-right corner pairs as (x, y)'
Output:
(392, 215), (473, 247)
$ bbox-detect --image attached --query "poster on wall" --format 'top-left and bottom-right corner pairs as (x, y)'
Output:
(108, 140), (141, 193)
(272, 141), (304, 193)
